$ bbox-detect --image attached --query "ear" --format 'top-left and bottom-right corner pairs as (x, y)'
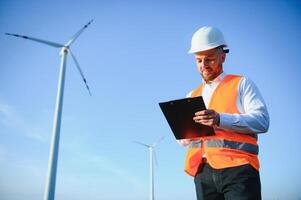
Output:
(220, 52), (226, 63)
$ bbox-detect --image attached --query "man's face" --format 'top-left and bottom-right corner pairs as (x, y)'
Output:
(195, 48), (226, 83)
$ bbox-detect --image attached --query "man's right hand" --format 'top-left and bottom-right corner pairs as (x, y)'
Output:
(177, 139), (191, 147)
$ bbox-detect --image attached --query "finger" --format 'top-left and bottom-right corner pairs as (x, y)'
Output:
(195, 109), (215, 116)
(195, 112), (216, 119)
(193, 116), (207, 121)
(202, 121), (214, 126)
(204, 109), (215, 115)
(193, 115), (212, 121)
(198, 120), (214, 126)
(194, 117), (215, 125)
(194, 118), (212, 124)
(195, 110), (206, 116)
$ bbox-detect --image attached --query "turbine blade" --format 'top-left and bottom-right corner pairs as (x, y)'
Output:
(152, 136), (165, 147)
(153, 149), (158, 166)
(65, 19), (94, 47)
(134, 141), (150, 148)
(69, 49), (92, 96)
(5, 33), (64, 48)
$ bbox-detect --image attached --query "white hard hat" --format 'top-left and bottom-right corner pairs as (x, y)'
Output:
(188, 26), (228, 54)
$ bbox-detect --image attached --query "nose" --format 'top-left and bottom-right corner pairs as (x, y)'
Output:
(198, 59), (209, 68)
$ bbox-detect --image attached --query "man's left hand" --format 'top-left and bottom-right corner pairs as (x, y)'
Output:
(193, 109), (220, 127)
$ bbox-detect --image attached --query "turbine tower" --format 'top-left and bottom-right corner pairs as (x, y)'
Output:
(134, 136), (164, 200)
(5, 20), (93, 200)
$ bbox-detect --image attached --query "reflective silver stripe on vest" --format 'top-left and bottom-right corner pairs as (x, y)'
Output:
(205, 139), (258, 155)
(188, 140), (202, 148)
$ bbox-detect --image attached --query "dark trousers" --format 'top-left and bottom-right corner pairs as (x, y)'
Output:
(194, 163), (261, 200)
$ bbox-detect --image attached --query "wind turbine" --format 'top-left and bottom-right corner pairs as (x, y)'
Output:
(134, 136), (164, 200)
(5, 20), (93, 200)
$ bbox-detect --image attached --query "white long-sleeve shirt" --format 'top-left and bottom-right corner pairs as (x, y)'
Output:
(179, 72), (269, 147)
(187, 72), (269, 134)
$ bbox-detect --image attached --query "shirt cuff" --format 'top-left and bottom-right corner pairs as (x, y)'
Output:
(219, 113), (239, 130)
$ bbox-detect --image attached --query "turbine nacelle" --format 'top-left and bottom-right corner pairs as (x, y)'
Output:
(60, 47), (69, 55)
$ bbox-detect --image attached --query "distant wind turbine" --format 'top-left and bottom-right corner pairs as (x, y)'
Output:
(5, 19), (93, 200)
(134, 136), (164, 200)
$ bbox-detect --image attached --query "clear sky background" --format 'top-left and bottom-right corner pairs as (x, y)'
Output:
(0, 0), (300, 200)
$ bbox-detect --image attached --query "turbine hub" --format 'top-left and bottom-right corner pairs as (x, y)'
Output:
(60, 47), (69, 56)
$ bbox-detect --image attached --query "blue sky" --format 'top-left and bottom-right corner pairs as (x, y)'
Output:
(0, 0), (301, 199)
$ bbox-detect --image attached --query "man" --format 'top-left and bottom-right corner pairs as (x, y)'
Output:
(178, 26), (269, 200)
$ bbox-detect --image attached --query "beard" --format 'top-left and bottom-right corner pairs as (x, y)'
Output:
(201, 67), (223, 83)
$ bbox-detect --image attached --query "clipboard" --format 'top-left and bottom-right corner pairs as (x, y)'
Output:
(159, 96), (215, 139)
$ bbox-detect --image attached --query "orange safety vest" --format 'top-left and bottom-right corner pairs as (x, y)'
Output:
(184, 74), (259, 177)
